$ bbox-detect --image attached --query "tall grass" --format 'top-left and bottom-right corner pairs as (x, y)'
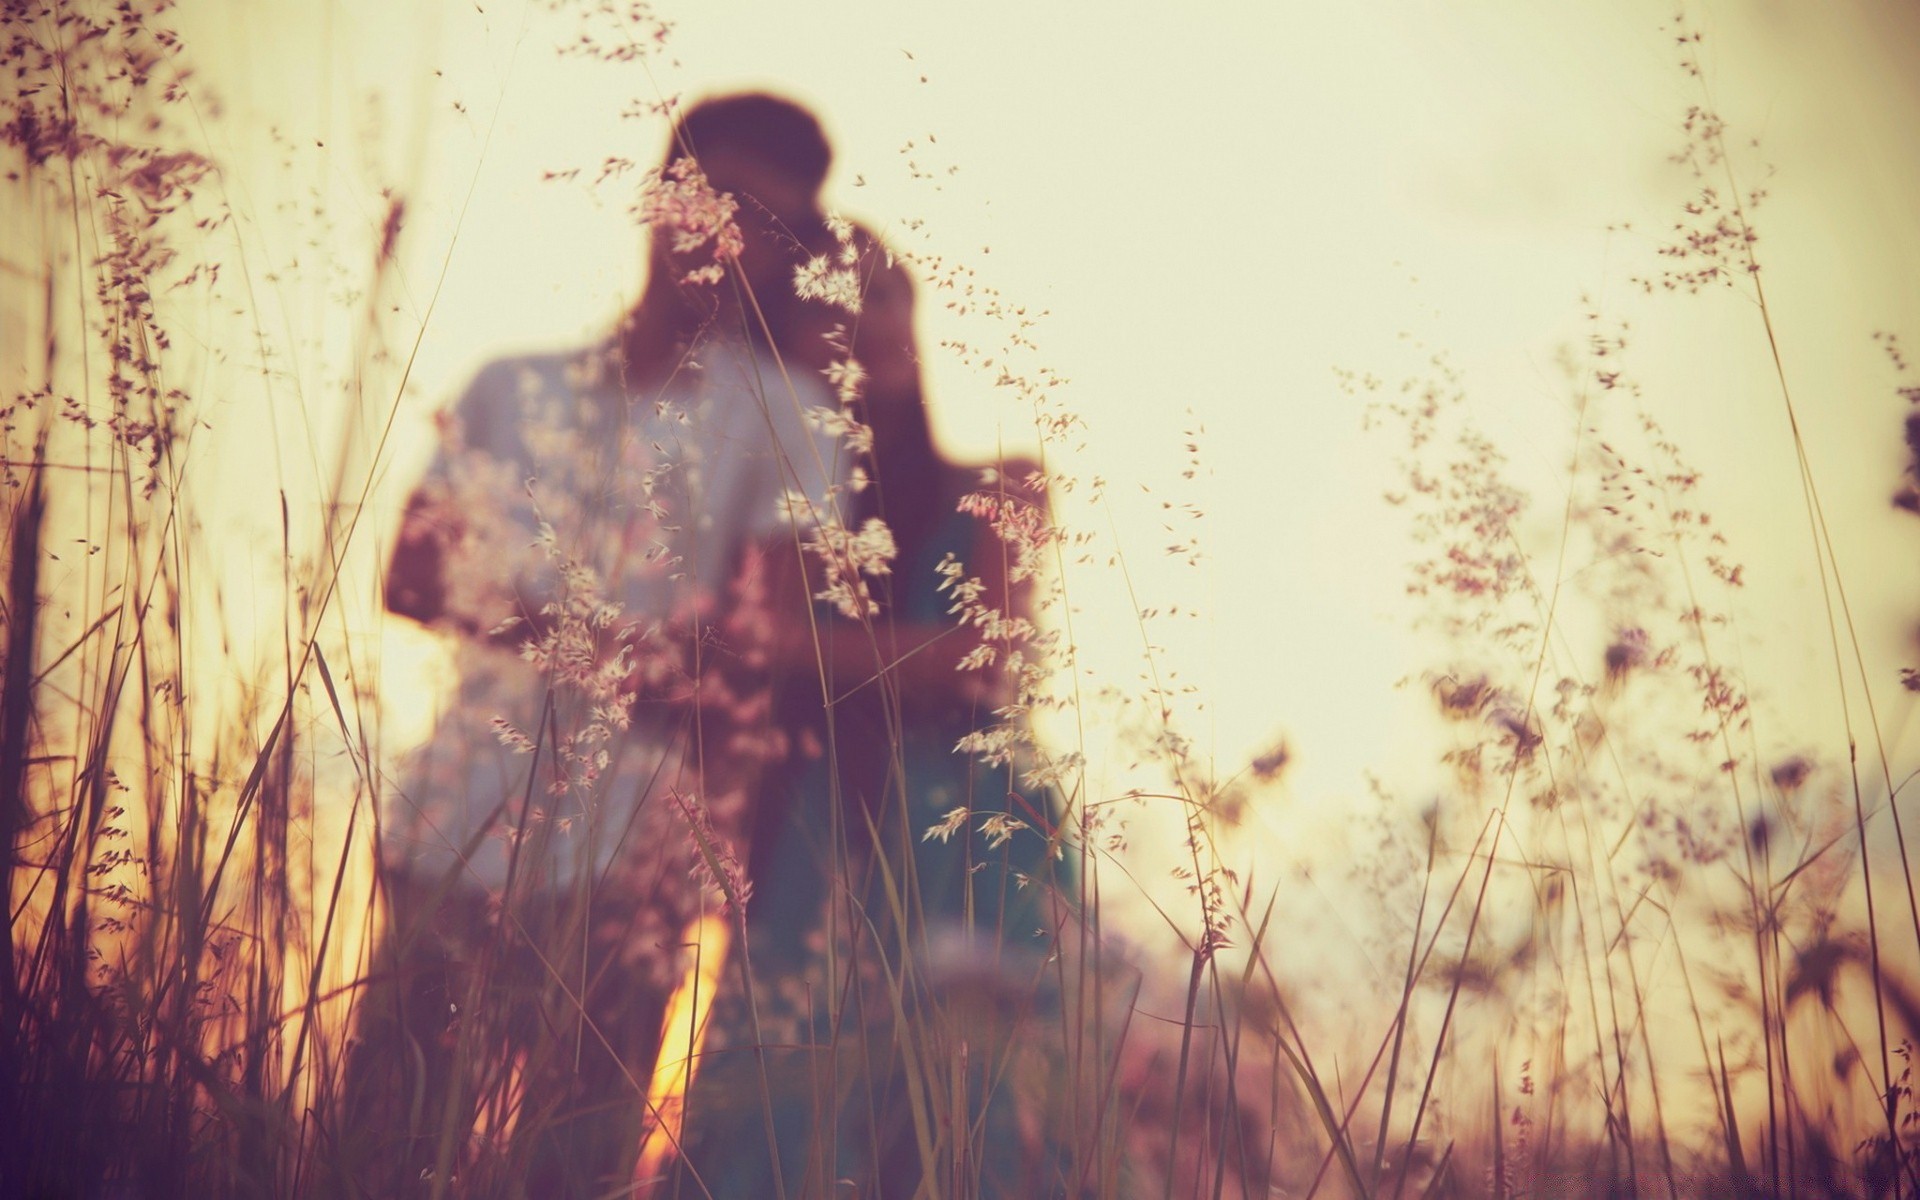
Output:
(2, 3), (1917, 1199)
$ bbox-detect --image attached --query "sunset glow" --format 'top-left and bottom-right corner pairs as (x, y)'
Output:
(5, 1), (1920, 1195)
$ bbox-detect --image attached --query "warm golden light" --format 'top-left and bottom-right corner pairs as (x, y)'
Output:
(7, 0), (1920, 1195)
(632, 914), (731, 1192)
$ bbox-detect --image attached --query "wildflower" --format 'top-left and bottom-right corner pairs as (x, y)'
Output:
(804, 404), (874, 456)
(954, 726), (1021, 768)
(924, 806), (969, 843)
(936, 553), (988, 613)
(775, 489), (816, 525)
(635, 158), (743, 285)
(802, 515), (897, 619)
(1604, 627), (1649, 682)
(1249, 740), (1291, 781)
(822, 357), (867, 407)
(847, 517), (896, 573)
(490, 717), (537, 755)
(793, 254), (863, 313)
(977, 812), (1028, 850)
(957, 488), (1055, 583)
(669, 790), (753, 919)
(1021, 750), (1082, 790)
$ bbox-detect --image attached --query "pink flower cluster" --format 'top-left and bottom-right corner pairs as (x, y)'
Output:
(635, 158), (744, 286)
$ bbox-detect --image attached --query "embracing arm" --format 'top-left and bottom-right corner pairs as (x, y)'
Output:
(382, 362), (552, 646)
(385, 490), (454, 627)
(383, 489), (542, 647)
(750, 461), (1043, 707)
(756, 540), (978, 700)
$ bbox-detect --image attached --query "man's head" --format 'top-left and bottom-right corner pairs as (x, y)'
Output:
(624, 91), (843, 376)
(669, 93), (831, 223)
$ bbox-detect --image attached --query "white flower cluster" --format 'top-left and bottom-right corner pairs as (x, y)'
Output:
(792, 214), (865, 313)
(803, 516), (897, 620)
(803, 404), (874, 458)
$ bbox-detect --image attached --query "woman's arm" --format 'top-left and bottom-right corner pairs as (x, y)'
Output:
(385, 490), (455, 627)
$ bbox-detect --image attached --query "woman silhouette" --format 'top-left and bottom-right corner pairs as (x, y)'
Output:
(369, 91), (1063, 1198)
(367, 93), (853, 1197)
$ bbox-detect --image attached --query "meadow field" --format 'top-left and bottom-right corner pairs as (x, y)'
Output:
(3, 2), (1919, 1197)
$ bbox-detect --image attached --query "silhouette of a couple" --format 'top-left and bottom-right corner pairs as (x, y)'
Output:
(361, 92), (1062, 1198)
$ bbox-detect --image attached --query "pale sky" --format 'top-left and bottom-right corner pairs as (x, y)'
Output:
(134, 0), (1920, 962)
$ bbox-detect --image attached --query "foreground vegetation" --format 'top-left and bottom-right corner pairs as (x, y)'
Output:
(3, 3), (1918, 1197)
